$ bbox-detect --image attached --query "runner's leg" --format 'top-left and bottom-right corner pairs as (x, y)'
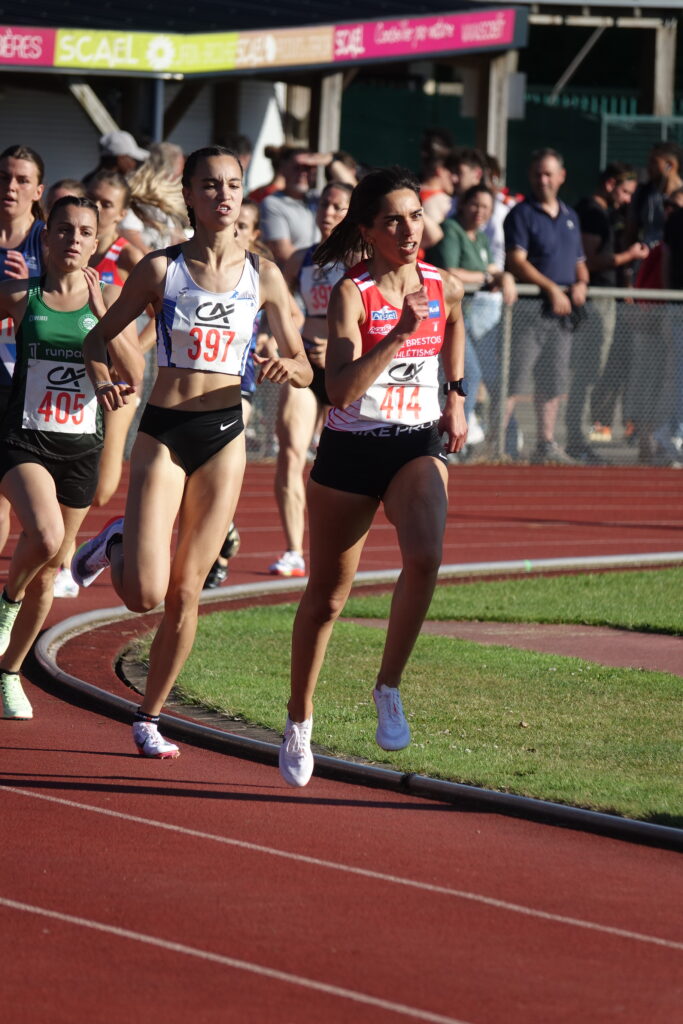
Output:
(288, 478), (378, 722)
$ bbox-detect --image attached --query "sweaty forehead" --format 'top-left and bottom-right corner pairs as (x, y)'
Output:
(53, 205), (97, 227)
(379, 189), (420, 214)
(1, 158), (39, 179)
(194, 156), (242, 181)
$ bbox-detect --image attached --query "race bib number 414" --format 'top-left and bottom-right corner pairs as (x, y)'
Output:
(23, 359), (97, 435)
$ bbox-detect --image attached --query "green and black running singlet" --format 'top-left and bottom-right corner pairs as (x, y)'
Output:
(2, 278), (103, 460)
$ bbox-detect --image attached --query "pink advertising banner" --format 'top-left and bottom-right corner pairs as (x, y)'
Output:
(0, 25), (56, 66)
(334, 10), (516, 63)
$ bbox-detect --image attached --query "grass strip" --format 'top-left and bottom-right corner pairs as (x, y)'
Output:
(345, 566), (683, 635)
(127, 568), (682, 824)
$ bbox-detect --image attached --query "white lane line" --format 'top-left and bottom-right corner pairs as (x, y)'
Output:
(0, 896), (470, 1024)
(3, 785), (681, 952)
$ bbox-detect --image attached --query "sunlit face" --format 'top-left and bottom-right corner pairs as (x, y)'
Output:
(530, 156), (566, 202)
(0, 157), (43, 220)
(234, 204), (259, 250)
(284, 154), (314, 197)
(45, 205), (99, 270)
(362, 188), (424, 265)
(184, 155), (243, 230)
(86, 180), (127, 232)
(316, 186), (349, 239)
(611, 178), (637, 207)
(461, 190), (494, 230)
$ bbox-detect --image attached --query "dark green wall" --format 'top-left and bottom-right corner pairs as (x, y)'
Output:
(342, 82), (617, 207)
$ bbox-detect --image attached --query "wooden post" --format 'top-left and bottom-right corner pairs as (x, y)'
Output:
(654, 19), (677, 117)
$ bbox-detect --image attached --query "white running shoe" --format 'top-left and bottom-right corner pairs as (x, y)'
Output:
(279, 716), (314, 787)
(71, 516), (124, 587)
(467, 412), (485, 446)
(132, 721), (180, 759)
(268, 550), (306, 578)
(53, 567), (79, 599)
(373, 685), (411, 751)
(0, 594), (21, 657)
(1, 671), (33, 719)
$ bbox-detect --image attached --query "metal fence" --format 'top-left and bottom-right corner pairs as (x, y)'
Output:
(600, 115), (683, 173)
(462, 284), (683, 465)
(239, 284), (683, 469)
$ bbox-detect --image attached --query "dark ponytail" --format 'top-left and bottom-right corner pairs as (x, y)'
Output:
(314, 166), (420, 267)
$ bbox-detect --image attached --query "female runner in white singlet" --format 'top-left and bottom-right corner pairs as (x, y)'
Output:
(278, 167), (467, 787)
(72, 146), (312, 759)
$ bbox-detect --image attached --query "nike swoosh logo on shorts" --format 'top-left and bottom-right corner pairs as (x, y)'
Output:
(220, 419), (237, 432)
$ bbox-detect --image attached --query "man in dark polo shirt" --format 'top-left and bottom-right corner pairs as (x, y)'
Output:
(503, 148), (589, 463)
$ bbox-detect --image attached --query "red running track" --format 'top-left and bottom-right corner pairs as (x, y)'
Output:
(10, 462), (681, 627)
(1, 463), (682, 1023)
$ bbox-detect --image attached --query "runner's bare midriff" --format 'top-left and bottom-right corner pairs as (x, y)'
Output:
(150, 366), (242, 411)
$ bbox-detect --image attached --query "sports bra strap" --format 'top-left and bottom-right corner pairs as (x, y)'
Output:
(164, 243), (184, 264)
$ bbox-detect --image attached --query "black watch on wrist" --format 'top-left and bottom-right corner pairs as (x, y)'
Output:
(443, 378), (468, 397)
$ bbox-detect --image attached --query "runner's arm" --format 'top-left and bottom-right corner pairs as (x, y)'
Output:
(437, 270), (468, 454)
(83, 253), (162, 407)
(254, 259), (312, 388)
(324, 278), (428, 408)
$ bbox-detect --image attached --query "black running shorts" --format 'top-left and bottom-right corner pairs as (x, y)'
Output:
(138, 402), (244, 475)
(310, 422), (447, 499)
(0, 443), (101, 508)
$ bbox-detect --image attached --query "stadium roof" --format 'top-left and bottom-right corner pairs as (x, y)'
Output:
(1, 1), (679, 34)
(0, 2), (492, 34)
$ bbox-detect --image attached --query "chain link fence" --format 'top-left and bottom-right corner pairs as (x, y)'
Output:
(238, 285), (683, 468)
(459, 285), (683, 466)
(127, 288), (683, 469)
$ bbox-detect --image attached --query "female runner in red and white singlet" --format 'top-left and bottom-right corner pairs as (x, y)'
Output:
(279, 166), (468, 787)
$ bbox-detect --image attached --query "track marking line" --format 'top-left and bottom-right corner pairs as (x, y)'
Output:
(0, 896), (470, 1024)
(3, 786), (682, 952)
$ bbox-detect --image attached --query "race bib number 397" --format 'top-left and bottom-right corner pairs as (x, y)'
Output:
(23, 359), (97, 435)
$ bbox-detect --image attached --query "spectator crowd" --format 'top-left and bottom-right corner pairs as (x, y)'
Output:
(1, 124), (682, 601)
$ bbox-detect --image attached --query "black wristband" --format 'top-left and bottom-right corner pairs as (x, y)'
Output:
(443, 379), (468, 397)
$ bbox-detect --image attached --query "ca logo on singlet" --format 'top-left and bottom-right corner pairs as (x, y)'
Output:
(388, 361), (425, 383)
(195, 301), (235, 326)
(47, 365), (87, 392)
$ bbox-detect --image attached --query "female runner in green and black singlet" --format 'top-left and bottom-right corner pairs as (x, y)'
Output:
(0, 195), (142, 719)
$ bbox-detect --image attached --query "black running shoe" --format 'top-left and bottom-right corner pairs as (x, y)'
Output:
(220, 522), (241, 560)
(204, 561), (228, 589)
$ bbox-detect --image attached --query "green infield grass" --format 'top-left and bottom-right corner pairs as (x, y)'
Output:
(130, 569), (682, 824)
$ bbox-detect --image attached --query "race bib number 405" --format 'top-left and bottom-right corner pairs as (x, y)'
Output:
(23, 359), (97, 435)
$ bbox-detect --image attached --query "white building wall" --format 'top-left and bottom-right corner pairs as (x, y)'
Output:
(165, 83), (213, 156)
(0, 78), (285, 193)
(0, 84), (100, 186)
(238, 79), (285, 192)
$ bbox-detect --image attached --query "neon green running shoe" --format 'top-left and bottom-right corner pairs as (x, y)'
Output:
(1, 671), (33, 719)
(0, 593), (21, 656)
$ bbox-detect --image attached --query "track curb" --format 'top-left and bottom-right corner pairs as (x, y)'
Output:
(35, 557), (683, 852)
